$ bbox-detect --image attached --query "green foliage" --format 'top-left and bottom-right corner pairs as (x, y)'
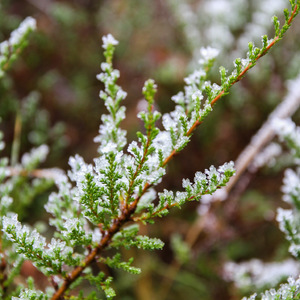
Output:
(0, 1), (300, 299)
(171, 234), (191, 264)
(0, 17), (36, 77)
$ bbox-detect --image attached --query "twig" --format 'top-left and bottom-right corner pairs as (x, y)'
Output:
(6, 167), (65, 180)
(11, 109), (22, 167)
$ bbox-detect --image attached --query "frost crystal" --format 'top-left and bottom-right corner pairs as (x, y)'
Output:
(199, 46), (220, 63)
(281, 168), (300, 203)
(92, 227), (102, 244)
(253, 143), (282, 168)
(102, 34), (119, 49)
(272, 118), (298, 140)
(9, 17), (36, 46)
(224, 258), (300, 289)
(276, 208), (293, 228)
(21, 145), (49, 169)
(0, 17), (36, 53)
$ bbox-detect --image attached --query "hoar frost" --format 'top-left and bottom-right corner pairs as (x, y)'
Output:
(102, 33), (119, 49)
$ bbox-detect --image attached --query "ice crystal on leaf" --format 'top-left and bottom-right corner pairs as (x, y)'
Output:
(102, 33), (119, 49)
(199, 46), (220, 63)
(243, 276), (300, 300)
(0, 17), (36, 77)
(21, 145), (49, 170)
(224, 258), (300, 289)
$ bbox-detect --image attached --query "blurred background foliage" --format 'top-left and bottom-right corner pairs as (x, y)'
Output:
(1, 0), (300, 299)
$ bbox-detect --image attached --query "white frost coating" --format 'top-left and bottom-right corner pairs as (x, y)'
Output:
(289, 244), (300, 258)
(0, 17), (36, 55)
(214, 73), (300, 207)
(0, 195), (13, 208)
(137, 188), (157, 211)
(171, 91), (185, 105)
(21, 145), (49, 168)
(100, 141), (118, 154)
(3, 213), (47, 251)
(68, 154), (93, 183)
(276, 207), (293, 223)
(0, 41), (9, 54)
(145, 167), (165, 184)
(152, 131), (173, 159)
(281, 168), (300, 203)
(127, 141), (143, 158)
(92, 227), (102, 244)
(9, 17), (36, 46)
(46, 238), (73, 257)
(203, 0), (230, 16)
(243, 276), (300, 300)
(272, 118), (299, 141)
(276, 208), (294, 235)
(162, 112), (178, 131)
(100, 62), (110, 72)
(199, 46), (220, 64)
(184, 69), (206, 85)
(192, 90), (204, 101)
(102, 34), (119, 49)
(253, 142), (282, 169)
(12, 289), (44, 299)
(218, 161), (235, 173)
(224, 258), (300, 289)
(205, 165), (220, 181)
(175, 136), (189, 150)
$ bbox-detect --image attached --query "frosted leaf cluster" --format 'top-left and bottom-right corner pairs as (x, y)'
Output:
(102, 33), (119, 49)
(199, 47), (220, 64)
(12, 288), (49, 300)
(272, 118), (300, 159)
(243, 276), (300, 300)
(155, 46), (221, 161)
(224, 258), (300, 289)
(21, 145), (49, 170)
(0, 32), (238, 298)
(0, 17), (36, 77)
(271, 119), (300, 258)
(2, 213), (79, 274)
(253, 142), (282, 169)
(281, 168), (300, 204)
(167, 0), (286, 63)
(0, 17), (36, 53)
(154, 161), (235, 216)
(94, 40), (127, 154)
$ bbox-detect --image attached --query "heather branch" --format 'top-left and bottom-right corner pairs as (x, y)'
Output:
(131, 0), (300, 212)
(187, 0), (299, 135)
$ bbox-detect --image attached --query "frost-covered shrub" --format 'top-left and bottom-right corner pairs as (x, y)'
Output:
(0, 1), (300, 299)
(223, 87), (300, 299)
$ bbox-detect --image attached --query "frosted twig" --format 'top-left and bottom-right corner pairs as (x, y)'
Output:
(203, 74), (300, 204)
(6, 167), (65, 180)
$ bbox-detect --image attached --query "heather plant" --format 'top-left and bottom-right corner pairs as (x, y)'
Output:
(0, 17), (36, 78)
(240, 117), (300, 299)
(0, 1), (300, 300)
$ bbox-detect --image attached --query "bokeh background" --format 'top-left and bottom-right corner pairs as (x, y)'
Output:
(1, 0), (300, 299)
